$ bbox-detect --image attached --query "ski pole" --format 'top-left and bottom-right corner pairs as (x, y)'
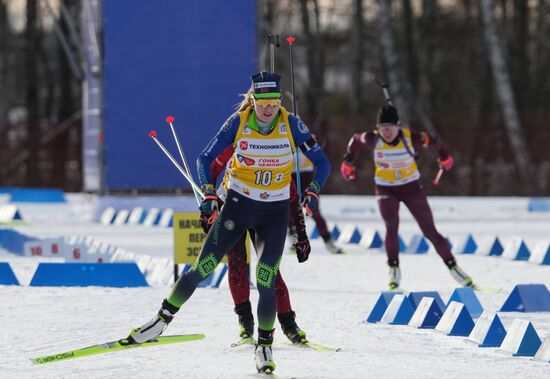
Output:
(149, 131), (205, 199)
(165, 116), (202, 206)
(287, 35), (302, 204)
(375, 77), (393, 106)
(264, 29), (280, 72)
(432, 166), (444, 186)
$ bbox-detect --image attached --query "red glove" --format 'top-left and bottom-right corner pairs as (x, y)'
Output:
(439, 156), (454, 171)
(340, 162), (356, 181)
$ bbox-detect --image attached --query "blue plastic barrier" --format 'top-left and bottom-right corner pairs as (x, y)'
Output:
(365, 292), (403, 323)
(436, 301), (474, 336)
(398, 235), (406, 252)
(503, 239), (531, 261)
(530, 243), (550, 265)
(380, 294), (415, 325)
(500, 284), (550, 312)
(360, 230), (383, 249)
(468, 312), (507, 347)
(456, 234), (477, 254)
(331, 225), (341, 240)
(408, 291), (446, 312)
(0, 229), (39, 255)
(409, 297), (444, 329)
(0, 262), (19, 285)
(349, 227), (362, 244)
(29, 263), (148, 287)
(486, 237), (504, 256)
(9, 188), (66, 203)
(447, 287), (483, 318)
(404, 234), (429, 254)
(500, 319), (542, 356)
(528, 198), (550, 212)
(310, 226), (320, 240)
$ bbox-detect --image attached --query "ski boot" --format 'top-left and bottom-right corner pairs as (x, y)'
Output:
(388, 261), (401, 290)
(128, 299), (178, 344)
(255, 329), (276, 373)
(446, 260), (475, 287)
(278, 311), (307, 344)
(235, 301), (255, 339)
(323, 236), (344, 254)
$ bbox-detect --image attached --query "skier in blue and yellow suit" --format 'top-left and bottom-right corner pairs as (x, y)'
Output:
(129, 72), (331, 374)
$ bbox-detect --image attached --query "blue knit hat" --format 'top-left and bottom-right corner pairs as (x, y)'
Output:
(251, 72), (281, 99)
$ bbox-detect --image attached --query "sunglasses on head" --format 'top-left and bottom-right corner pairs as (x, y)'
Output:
(253, 98), (281, 107)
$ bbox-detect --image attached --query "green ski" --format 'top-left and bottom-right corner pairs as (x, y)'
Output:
(276, 339), (341, 352)
(231, 336), (257, 347)
(31, 334), (205, 364)
(298, 340), (341, 352)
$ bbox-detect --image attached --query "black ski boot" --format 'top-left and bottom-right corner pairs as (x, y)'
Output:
(235, 301), (255, 338)
(278, 311), (307, 344)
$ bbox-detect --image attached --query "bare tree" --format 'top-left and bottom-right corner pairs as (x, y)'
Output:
(402, 0), (418, 92)
(531, 0), (550, 115)
(480, 0), (532, 190)
(0, 0), (8, 123)
(298, 0), (326, 121)
(419, 0), (439, 111)
(376, 0), (437, 135)
(25, 0), (41, 186)
(350, 0), (365, 115)
(376, 0), (409, 119)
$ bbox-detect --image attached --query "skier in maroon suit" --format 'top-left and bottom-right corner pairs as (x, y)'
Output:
(341, 104), (475, 290)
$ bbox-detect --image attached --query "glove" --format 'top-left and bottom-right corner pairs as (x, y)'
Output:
(199, 184), (222, 226)
(340, 161), (356, 181)
(438, 155), (454, 171)
(301, 181), (320, 217)
(199, 212), (212, 234)
(294, 239), (311, 263)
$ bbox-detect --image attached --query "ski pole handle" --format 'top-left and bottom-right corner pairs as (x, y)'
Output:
(149, 131), (205, 199)
(432, 167), (444, 186)
(375, 77), (393, 106)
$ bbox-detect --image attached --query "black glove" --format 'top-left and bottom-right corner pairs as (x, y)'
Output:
(301, 181), (320, 217)
(199, 212), (212, 234)
(199, 184), (222, 230)
(294, 239), (311, 263)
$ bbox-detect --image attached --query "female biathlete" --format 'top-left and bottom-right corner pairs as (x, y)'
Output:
(128, 72), (331, 373)
(340, 104), (475, 290)
(206, 144), (311, 345)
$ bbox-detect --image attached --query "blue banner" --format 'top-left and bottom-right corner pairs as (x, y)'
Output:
(102, 0), (256, 189)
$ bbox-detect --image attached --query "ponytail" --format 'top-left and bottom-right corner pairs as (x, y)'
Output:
(236, 86), (254, 111)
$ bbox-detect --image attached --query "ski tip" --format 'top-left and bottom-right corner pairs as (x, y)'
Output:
(149, 130), (157, 138)
(166, 115), (175, 123)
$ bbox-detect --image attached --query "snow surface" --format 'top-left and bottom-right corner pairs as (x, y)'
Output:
(1, 194), (550, 379)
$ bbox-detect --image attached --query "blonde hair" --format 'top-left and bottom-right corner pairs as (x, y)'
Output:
(236, 86), (254, 111)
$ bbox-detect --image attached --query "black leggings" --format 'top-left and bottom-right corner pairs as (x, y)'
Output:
(167, 190), (289, 332)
